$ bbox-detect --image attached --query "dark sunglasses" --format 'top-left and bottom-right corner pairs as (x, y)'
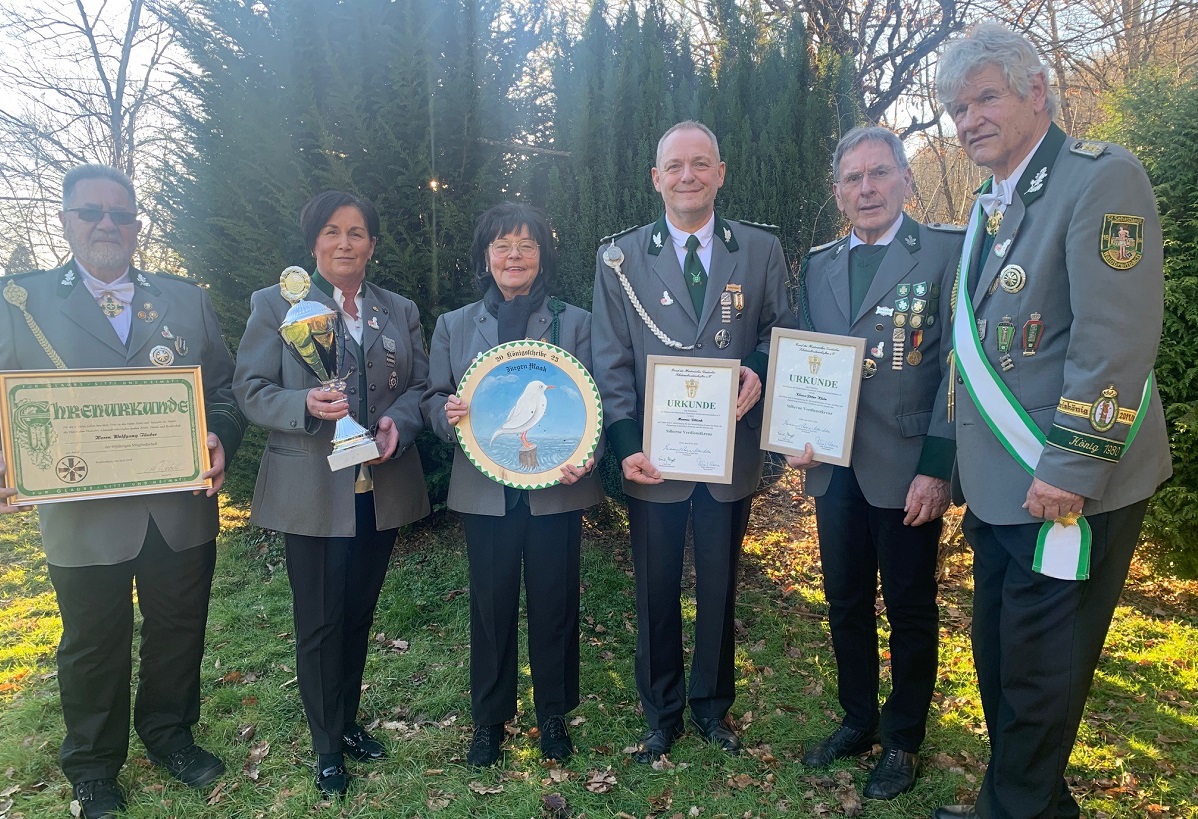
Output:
(64, 207), (138, 226)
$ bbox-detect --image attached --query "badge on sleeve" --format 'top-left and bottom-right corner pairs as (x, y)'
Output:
(1100, 214), (1144, 270)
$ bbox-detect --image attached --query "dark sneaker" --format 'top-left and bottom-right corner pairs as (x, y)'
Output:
(539, 715), (574, 762)
(342, 725), (387, 761)
(315, 764), (349, 797)
(146, 743), (226, 788)
(73, 778), (126, 819)
(466, 723), (506, 767)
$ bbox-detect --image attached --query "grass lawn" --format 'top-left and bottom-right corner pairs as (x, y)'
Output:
(1, 473), (1196, 818)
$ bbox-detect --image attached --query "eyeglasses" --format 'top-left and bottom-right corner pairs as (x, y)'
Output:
(490, 239), (539, 256)
(64, 207), (138, 226)
(837, 166), (897, 186)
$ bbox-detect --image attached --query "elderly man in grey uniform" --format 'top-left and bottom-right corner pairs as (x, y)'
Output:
(591, 120), (790, 762)
(790, 126), (961, 800)
(931, 24), (1172, 819)
(0, 165), (245, 819)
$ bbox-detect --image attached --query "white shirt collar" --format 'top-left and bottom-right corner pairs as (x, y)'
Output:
(665, 213), (716, 249)
(847, 214), (904, 250)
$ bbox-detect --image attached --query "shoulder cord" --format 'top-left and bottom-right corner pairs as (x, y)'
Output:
(601, 242), (695, 351)
(4, 280), (66, 369)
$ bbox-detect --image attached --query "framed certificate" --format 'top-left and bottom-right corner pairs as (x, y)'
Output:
(456, 340), (602, 490)
(0, 366), (212, 505)
(643, 355), (739, 484)
(760, 328), (866, 467)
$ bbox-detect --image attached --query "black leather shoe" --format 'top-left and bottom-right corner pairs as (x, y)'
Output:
(315, 765), (349, 797)
(630, 724), (684, 764)
(539, 715), (574, 762)
(146, 743), (226, 788)
(690, 715), (742, 755)
(73, 779), (126, 819)
(342, 726), (387, 761)
(932, 807), (978, 819)
(802, 724), (878, 767)
(466, 723), (506, 767)
(864, 748), (918, 799)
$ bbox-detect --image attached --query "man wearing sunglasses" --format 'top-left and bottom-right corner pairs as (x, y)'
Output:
(0, 164), (245, 819)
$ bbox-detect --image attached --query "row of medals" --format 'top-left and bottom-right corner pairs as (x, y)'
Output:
(712, 284), (744, 350)
(862, 281), (939, 379)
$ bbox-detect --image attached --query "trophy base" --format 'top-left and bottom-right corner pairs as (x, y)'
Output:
(327, 438), (380, 471)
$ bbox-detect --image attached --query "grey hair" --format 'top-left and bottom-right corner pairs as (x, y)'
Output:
(832, 126), (909, 182)
(62, 164), (138, 211)
(936, 22), (1059, 120)
(655, 120), (721, 167)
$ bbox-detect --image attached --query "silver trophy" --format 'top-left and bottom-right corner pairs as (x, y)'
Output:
(277, 266), (380, 471)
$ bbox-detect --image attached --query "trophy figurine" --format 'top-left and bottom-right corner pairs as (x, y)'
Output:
(277, 266), (380, 470)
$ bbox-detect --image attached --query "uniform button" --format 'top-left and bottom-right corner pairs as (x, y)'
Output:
(957, 376), (964, 384)
(539, 317), (546, 323)
(369, 405), (376, 413)
(383, 308), (389, 314)
(367, 361), (373, 368)
(290, 420), (297, 427)
(696, 342), (704, 349)
(875, 324), (884, 332)
(349, 388), (356, 394)
(369, 384), (376, 391)
(480, 316), (487, 323)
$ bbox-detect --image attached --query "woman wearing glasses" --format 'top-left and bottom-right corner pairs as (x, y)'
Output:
(421, 203), (601, 766)
(234, 190), (429, 796)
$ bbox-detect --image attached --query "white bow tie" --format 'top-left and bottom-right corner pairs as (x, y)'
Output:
(85, 280), (135, 305)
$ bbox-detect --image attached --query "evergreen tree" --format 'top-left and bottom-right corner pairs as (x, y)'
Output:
(1098, 72), (1198, 575)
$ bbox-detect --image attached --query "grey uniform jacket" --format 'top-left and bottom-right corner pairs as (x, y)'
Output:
(0, 262), (246, 567)
(234, 279), (430, 537)
(591, 215), (791, 503)
(800, 214), (961, 508)
(421, 298), (604, 517)
(953, 123), (1172, 524)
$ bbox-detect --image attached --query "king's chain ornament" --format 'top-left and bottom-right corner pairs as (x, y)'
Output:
(277, 266), (380, 471)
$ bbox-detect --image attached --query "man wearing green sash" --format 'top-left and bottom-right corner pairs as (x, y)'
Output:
(931, 23), (1172, 819)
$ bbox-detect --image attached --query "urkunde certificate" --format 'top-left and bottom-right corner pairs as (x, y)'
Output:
(643, 355), (739, 484)
(760, 328), (865, 467)
(0, 367), (211, 504)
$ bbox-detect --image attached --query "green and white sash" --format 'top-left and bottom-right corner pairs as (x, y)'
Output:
(951, 200), (1153, 580)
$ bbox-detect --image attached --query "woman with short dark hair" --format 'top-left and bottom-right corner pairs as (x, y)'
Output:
(234, 190), (430, 796)
(422, 202), (601, 766)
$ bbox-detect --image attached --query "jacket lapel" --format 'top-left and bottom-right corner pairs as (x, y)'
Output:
(651, 246), (695, 324)
(59, 272), (126, 358)
(854, 216), (919, 325)
(699, 237), (738, 330)
(359, 281), (389, 354)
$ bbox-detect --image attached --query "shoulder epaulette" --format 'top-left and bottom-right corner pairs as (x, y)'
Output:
(925, 222), (966, 233)
(153, 271), (202, 286)
(1069, 140), (1108, 159)
(1, 269), (45, 281)
(807, 236), (846, 255)
(735, 219), (780, 233)
(598, 226), (639, 245)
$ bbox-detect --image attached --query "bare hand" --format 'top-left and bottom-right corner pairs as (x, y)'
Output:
(622, 452), (664, 485)
(903, 474), (950, 526)
(307, 387), (349, 422)
(784, 443), (817, 469)
(364, 416), (400, 465)
(559, 456), (596, 486)
(736, 366), (762, 420)
(445, 394), (469, 427)
(195, 434), (226, 497)
(0, 451), (24, 513)
(1023, 477), (1084, 523)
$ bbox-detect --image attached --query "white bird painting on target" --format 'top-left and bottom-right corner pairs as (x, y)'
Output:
(489, 380), (556, 448)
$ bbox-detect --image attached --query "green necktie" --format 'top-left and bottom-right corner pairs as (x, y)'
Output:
(684, 234), (707, 316)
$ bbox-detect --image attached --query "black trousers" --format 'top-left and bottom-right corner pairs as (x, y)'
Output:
(964, 499), (1149, 819)
(814, 466), (940, 751)
(284, 493), (397, 756)
(627, 484), (751, 730)
(462, 502), (581, 725)
(48, 521), (216, 784)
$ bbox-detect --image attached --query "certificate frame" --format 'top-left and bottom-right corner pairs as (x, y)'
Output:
(642, 355), (740, 484)
(0, 366), (211, 505)
(760, 328), (866, 467)
(456, 340), (603, 490)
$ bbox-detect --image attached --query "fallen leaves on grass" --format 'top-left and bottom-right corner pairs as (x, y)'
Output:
(468, 781), (504, 795)
(241, 741), (269, 780)
(584, 767), (617, 793)
(426, 789), (455, 810)
(541, 792), (570, 818)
